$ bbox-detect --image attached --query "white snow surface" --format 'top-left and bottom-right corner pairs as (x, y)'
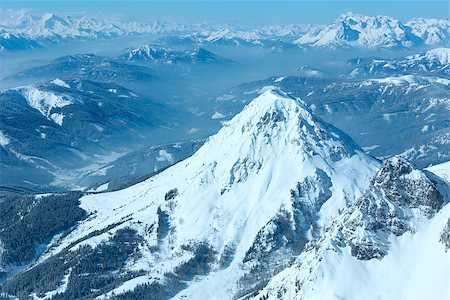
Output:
(94, 182), (109, 193)
(0, 131), (10, 147)
(51, 78), (70, 88)
(256, 204), (450, 300)
(211, 111), (226, 119)
(155, 149), (174, 163)
(98, 275), (153, 299)
(250, 156), (450, 300)
(18, 86), (73, 126)
(366, 74), (450, 86)
(274, 76), (286, 83)
(427, 160), (450, 183)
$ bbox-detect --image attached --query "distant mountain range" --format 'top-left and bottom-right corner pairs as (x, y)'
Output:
(294, 12), (449, 49)
(347, 47), (450, 77)
(160, 12), (450, 50)
(4, 54), (158, 84)
(0, 32), (40, 51)
(0, 12), (193, 47)
(1, 12), (449, 52)
(121, 44), (232, 64)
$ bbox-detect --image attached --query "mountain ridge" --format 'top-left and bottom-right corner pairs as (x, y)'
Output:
(1, 11), (449, 51)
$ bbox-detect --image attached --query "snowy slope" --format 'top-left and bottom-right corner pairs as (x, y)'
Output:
(256, 205), (450, 300)
(427, 161), (450, 183)
(252, 157), (449, 300)
(18, 85), (73, 126)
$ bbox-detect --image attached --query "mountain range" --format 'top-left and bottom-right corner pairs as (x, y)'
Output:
(156, 12), (450, 50)
(0, 32), (40, 51)
(0, 78), (176, 192)
(348, 47), (450, 78)
(121, 45), (232, 65)
(0, 12), (193, 47)
(2, 47), (448, 193)
(1, 12), (449, 52)
(0, 89), (448, 299)
(294, 12), (449, 49)
(4, 54), (157, 85)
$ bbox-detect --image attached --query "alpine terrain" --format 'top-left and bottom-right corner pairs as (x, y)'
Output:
(1, 90), (448, 299)
(0, 5), (449, 300)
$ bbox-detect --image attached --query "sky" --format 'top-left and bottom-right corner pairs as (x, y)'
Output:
(1, 1), (449, 26)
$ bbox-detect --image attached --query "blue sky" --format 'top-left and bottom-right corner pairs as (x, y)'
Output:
(1, 1), (449, 25)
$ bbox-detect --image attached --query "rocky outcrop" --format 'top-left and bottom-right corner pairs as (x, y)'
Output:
(338, 156), (443, 260)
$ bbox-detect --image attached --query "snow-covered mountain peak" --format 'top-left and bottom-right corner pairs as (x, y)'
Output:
(125, 44), (169, 61)
(173, 88), (375, 247)
(134, 44), (164, 53)
(295, 12), (420, 49)
(121, 44), (230, 64)
(36, 12), (70, 32)
(22, 88), (378, 298)
(339, 11), (397, 24)
(220, 88), (312, 137)
(210, 88), (362, 161)
(408, 47), (450, 65)
(1, 32), (11, 39)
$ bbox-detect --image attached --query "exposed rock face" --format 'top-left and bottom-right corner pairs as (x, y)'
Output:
(250, 157), (448, 300)
(372, 157), (444, 214)
(440, 218), (450, 251)
(338, 156), (444, 260)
